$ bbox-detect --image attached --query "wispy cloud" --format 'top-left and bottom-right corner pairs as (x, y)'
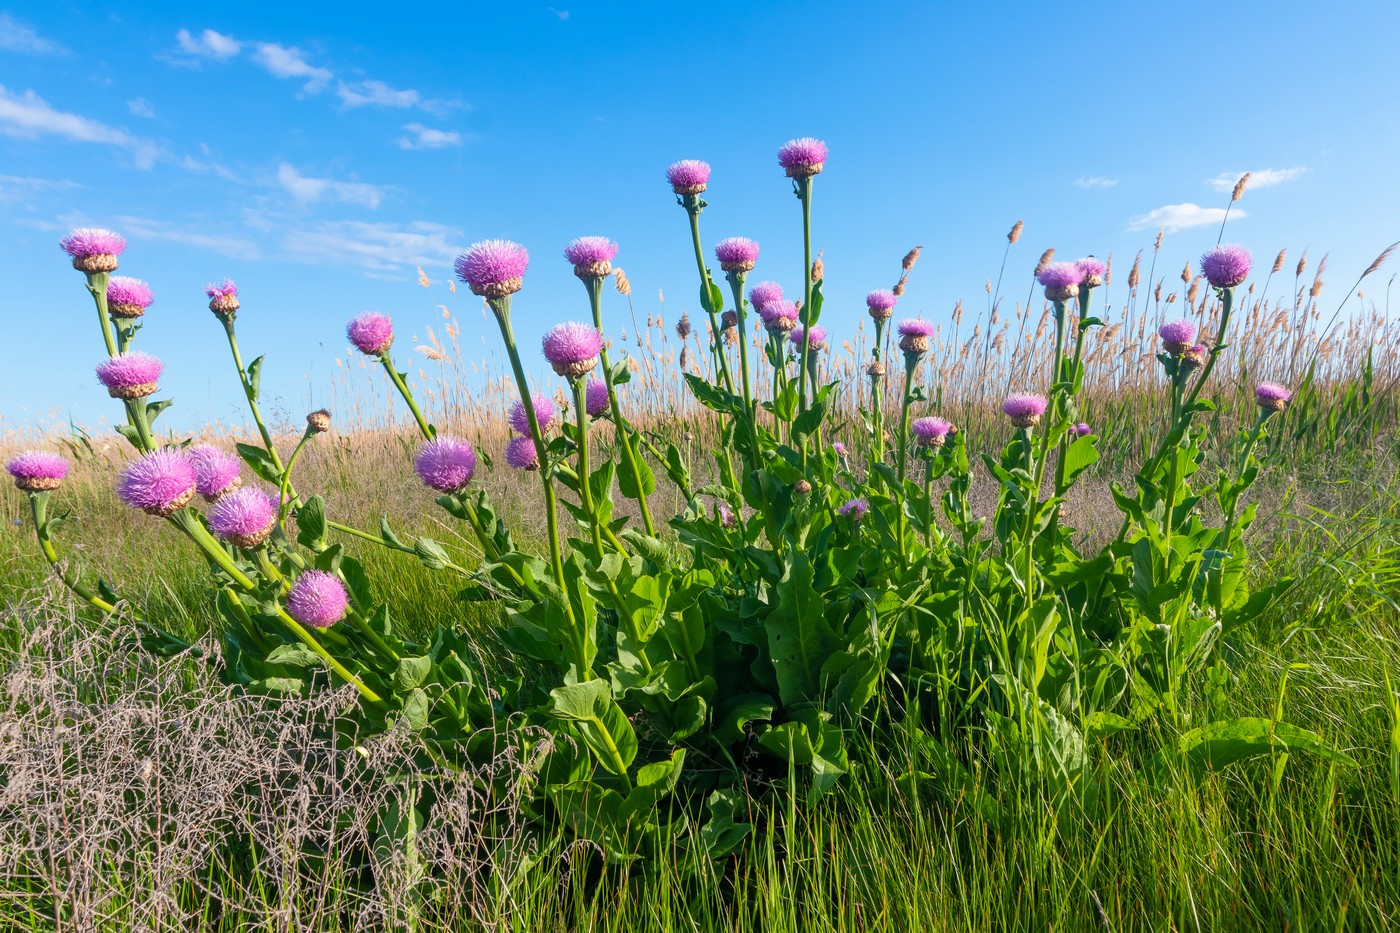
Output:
(0, 13), (64, 55)
(272, 220), (465, 274)
(114, 214), (261, 260)
(127, 97), (156, 119)
(251, 43), (332, 92)
(1206, 166), (1308, 193)
(276, 163), (387, 208)
(1127, 202), (1240, 234)
(0, 174), (79, 205)
(0, 85), (159, 168)
(1074, 176), (1118, 189)
(548, 7), (571, 20)
(175, 28), (241, 60)
(396, 123), (462, 150)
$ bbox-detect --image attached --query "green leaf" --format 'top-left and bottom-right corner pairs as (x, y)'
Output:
(684, 373), (741, 414)
(617, 447), (657, 498)
(295, 495), (327, 550)
(339, 555), (371, 606)
(235, 443), (282, 484)
(265, 643), (324, 669)
(414, 537), (451, 571)
(1062, 435), (1099, 485)
(1152, 717), (1355, 779)
(700, 789), (752, 860)
(548, 679), (638, 777)
(792, 396), (827, 442)
(246, 355), (264, 401)
(766, 552), (840, 706)
(145, 398), (174, 425)
(394, 655), (433, 692)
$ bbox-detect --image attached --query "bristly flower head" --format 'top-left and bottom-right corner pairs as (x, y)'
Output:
(504, 436), (540, 471)
(759, 299), (799, 334)
(838, 497), (869, 521)
(789, 325), (827, 351)
(509, 393), (556, 436)
(715, 237), (760, 273)
(542, 322), (604, 378)
(415, 436), (477, 493)
(306, 409), (332, 434)
(1201, 244), (1253, 289)
(347, 312), (394, 357)
(117, 449), (197, 516)
(911, 416), (954, 446)
(866, 289), (898, 321)
(748, 281), (784, 312)
(1002, 393), (1049, 428)
(1255, 381), (1292, 413)
(95, 352), (163, 399)
(1038, 262), (1083, 302)
(60, 227), (126, 273)
(7, 450), (68, 492)
(564, 236), (618, 279)
(777, 137), (829, 178)
(897, 317), (936, 355)
(832, 441), (848, 456)
(455, 240), (530, 299)
(1073, 423), (1093, 437)
(1158, 319), (1197, 354)
(1076, 257), (1107, 288)
(107, 277), (154, 318)
(208, 487), (278, 549)
(1181, 343), (1208, 370)
(205, 279), (240, 316)
(585, 378), (611, 418)
(188, 445), (242, 500)
(285, 571), (349, 628)
(666, 159), (711, 196)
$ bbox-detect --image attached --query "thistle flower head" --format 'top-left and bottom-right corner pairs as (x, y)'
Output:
(911, 416), (953, 446)
(721, 310), (738, 331)
(789, 325), (827, 351)
(306, 409), (331, 434)
(1076, 257), (1108, 288)
(865, 360), (886, 378)
(1002, 393), (1049, 428)
(897, 317), (936, 354)
(1038, 262), (1082, 301)
(1200, 244), (1253, 289)
(759, 299), (799, 334)
(1158, 319), (1197, 354)
(6, 450), (68, 492)
(117, 449), (197, 516)
(60, 227), (126, 272)
(777, 137), (829, 178)
(95, 352), (163, 399)
(1181, 344), (1208, 370)
(188, 445), (242, 500)
(107, 277), (154, 318)
(542, 322), (604, 378)
(1073, 423), (1093, 437)
(866, 289), (897, 321)
(747, 280), (784, 311)
(715, 237), (760, 273)
(347, 312), (394, 357)
(208, 487), (278, 549)
(585, 378), (611, 418)
(1255, 381), (1292, 412)
(831, 442), (848, 457)
(285, 571), (348, 628)
(838, 497), (869, 521)
(718, 503), (737, 529)
(205, 278), (240, 315)
(508, 393), (555, 436)
(666, 159), (711, 195)
(564, 236), (618, 278)
(455, 240), (529, 298)
(504, 436), (540, 471)
(415, 436), (477, 493)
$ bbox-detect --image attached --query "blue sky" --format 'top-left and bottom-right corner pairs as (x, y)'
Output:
(2, 1), (1398, 435)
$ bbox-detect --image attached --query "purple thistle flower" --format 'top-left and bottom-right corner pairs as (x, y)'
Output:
(542, 322), (604, 378)
(95, 352), (163, 399)
(748, 281), (784, 311)
(789, 325), (827, 351)
(759, 299), (799, 334)
(838, 497), (869, 521)
(504, 436), (540, 471)
(1181, 343), (1208, 370)
(585, 378), (611, 418)
(666, 159), (711, 195)
(107, 277), (154, 318)
(832, 441), (848, 456)
(508, 393), (556, 436)
(60, 227), (126, 273)
(1037, 261), (1083, 301)
(347, 312), (394, 357)
(1200, 244), (1253, 289)
(208, 487), (278, 549)
(911, 416), (954, 446)
(285, 570), (349, 628)
(718, 502), (737, 529)
(564, 236), (618, 278)
(1076, 257), (1107, 287)
(1158, 319), (1197, 354)
(415, 436), (477, 493)
(1073, 423), (1093, 437)
(897, 317), (936, 354)
(117, 449), (197, 516)
(777, 137), (829, 178)
(715, 237), (760, 273)
(455, 240), (530, 299)
(866, 289), (897, 321)
(205, 278), (240, 315)
(1255, 381), (1292, 412)
(188, 445), (242, 500)
(1002, 393), (1049, 428)
(7, 450), (68, 492)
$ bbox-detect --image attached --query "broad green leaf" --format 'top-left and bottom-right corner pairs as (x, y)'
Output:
(548, 679), (638, 777)
(766, 551), (840, 706)
(295, 495), (327, 550)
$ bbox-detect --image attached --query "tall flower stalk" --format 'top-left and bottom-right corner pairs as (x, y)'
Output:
(777, 138), (829, 419)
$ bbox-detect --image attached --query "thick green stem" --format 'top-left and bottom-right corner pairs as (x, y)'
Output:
(684, 204), (733, 394)
(222, 320), (286, 472)
(85, 272), (118, 358)
(572, 378), (604, 557)
(796, 177), (815, 417)
(279, 429), (314, 526)
(31, 494), (119, 614)
(380, 354), (435, 440)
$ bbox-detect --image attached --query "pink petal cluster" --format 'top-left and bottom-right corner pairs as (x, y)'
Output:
(789, 325), (827, 351)
(1255, 381), (1292, 412)
(189, 445), (242, 500)
(455, 240), (530, 297)
(911, 416), (953, 445)
(666, 159), (711, 194)
(415, 436), (477, 492)
(208, 487), (278, 548)
(1073, 423), (1093, 437)
(542, 322), (604, 377)
(838, 497), (869, 521)
(758, 299), (799, 333)
(7, 450), (68, 491)
(285, 571), (349, 628)
(1200, 244), (1253, 289)
(117, 449), (197, 516)
(95, 352), (163, 397)
(1158, 320), (1197, 352)
(205, 279), (238, 300)
(897, 318), (936, 338)
(563, 236), (618, 266)
(777, 137), (829, 175)
(748, 281), (784, 311)
(866, 289), (898, 313)
(585, 378), (611, 418)
(831, 441), (848, 456)
(107, 277), (154, 316)
(347, 312), (394, 357)
(718, 503), (737, 529)
(1037, 262), (1083, 289)
(60, 227), (126, 260)
(1002, 393), (1049, 427)
(714, 237), (760, 272)
(505, 436), (540, 471)
(509, 394), (556, 436)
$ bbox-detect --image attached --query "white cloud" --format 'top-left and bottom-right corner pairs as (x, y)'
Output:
(251, 43), (332, 92)
(1127, 202), (1242, 234)
(548, 7), (571, 20)
(274, 220), (465, 273)
(0, 174), (79, 204)
(114, 214), (261, 260)
(396, 123), (461, 150)
(175, 28), (241, 60)
(0, 13), (63, 55)
(338, 80), (420, 108)
(1207, 166), (1308, 193)
(127, 97), (156, 119)
(0, 85), (159, 169)
(276, 163), (387, 208)
(1074, 176), (1118, 189)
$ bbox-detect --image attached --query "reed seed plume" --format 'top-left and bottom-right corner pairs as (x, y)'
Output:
(1232, 172), (1251, 202)
(902, 246), (922, 271)
(1034, 248), (1055, 276)
(1008, 220), (1023, 244)
(1272, 249), (1287, 273)
(1363, 241), (1398, 278)
(1129, 253), (1142, 290)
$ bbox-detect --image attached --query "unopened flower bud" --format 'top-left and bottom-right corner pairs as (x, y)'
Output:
(793, 479), (812, 495)
(307, 409), (331, 433)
